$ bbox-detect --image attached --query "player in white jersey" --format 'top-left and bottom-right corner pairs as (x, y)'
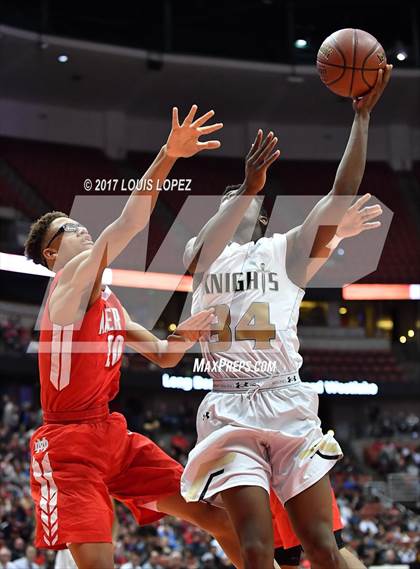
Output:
(180, 64), (392, 569)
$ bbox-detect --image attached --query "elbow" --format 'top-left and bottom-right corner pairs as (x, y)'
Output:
(157, 357), (170, 369)
(159, 358), (179, 369)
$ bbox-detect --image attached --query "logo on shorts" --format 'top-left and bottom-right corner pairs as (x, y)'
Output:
(202, 411), (210, 421)
(34, 437), (49, 453)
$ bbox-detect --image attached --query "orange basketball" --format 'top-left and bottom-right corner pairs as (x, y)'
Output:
(317, 28), (386, 98)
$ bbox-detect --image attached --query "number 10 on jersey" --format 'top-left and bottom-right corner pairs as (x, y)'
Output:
(106, 334), (124, 367)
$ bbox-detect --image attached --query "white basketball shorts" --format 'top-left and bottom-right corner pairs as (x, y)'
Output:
(181, 377), (343, 506)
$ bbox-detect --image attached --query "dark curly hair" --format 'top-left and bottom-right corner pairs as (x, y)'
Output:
(24, 211), (68, 266)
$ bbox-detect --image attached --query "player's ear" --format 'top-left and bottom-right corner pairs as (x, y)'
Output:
(259, 215), (268, 226)
(43, 247), (57, 267)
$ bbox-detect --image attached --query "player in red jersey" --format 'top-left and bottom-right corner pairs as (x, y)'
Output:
(24, 105), (245, 569)
(270, 490), (366, 568)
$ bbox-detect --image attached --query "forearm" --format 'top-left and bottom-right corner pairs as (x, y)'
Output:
(305, 233), (341, 282)
(332, 111), (370, 196)
(139, 336), (190, 368)
(157, 334), (191, 367)
(120, 145), (176, 229)
(190, 183), (255, 272)
(127, 332), (190, 368)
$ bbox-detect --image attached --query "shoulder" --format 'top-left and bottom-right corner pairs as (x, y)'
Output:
(51, 250), (91, 292)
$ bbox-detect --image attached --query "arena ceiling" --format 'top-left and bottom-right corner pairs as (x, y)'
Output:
(1, 20), (420, 127)
(1, 0), (417, 67)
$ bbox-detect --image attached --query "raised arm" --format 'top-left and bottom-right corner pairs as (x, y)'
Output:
(304, 193), (383, 283)
(50, 105), (223, 325)
(185, 130), (280, 275)
(122, 307), (214, 368)
(286, 65), (392, 287)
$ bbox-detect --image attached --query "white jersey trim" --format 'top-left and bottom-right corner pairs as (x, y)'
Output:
(50, 324), (73, 391)
(32, 452), (59, 547)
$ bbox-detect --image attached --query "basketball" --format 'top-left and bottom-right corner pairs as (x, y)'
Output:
(317, 28), (387, 98)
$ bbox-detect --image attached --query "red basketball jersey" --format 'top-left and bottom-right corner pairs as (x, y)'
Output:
(38, 272), (126, 417)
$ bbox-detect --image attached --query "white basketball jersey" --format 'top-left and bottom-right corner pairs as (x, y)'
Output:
(190, 233), (305, 382)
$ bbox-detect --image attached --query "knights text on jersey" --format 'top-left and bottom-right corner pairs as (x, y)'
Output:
(190, 233), (305, 381)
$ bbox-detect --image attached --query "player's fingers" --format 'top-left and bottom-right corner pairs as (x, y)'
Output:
(200, 316), (215, 330)
(197, 122), (224, 135)
(351, 193), (371, 211)
(199, 330), (211, 342)
(192, 316), (214, 334)
(193, 309), (214, 322)
(254, 129), (263, 143)
(247, 130), (263, 159)
(258, 131), (274, 152)
(362, 205), (383, 220)
(363, 204), (382, 213)
(182, 310), (213, 329)
(382, 64), (393, 87)
(192, 109), (215, 127)
(197, 140), (222, 150)
(190, 308), (215, 322)
(250, 131), (274, 162)
(183, 104), (198, 125)
(364, 70), (383, 107)
(371, 68), (386, 102)
(187, 310), (211, 324)
(172, 107), (180, 129)
(260, 149), (281, 170)
(361, 221), (382, 231)
(256, 136), (278, 163)
(374, 68), (384, 91)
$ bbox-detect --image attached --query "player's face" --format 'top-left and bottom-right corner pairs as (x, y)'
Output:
(43, 216), (94, 267)
(220, 190), (267, 236)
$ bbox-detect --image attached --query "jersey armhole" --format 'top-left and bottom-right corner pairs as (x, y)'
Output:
(272, 233), (305, 295)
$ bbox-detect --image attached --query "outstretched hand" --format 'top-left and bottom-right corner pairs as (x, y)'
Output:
(244, 129), (281, 194)
(171, 309), (215, 347)
(336, 194), (383, 239)
(165, 105), (223, 158)
(353, 64), (392, 115)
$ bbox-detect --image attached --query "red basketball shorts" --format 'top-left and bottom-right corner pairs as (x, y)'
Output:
(30, 412), (183, 549)
(271, 487), (343, 549)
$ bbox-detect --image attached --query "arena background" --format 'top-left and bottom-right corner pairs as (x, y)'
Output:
(0, 1), (419, 568)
